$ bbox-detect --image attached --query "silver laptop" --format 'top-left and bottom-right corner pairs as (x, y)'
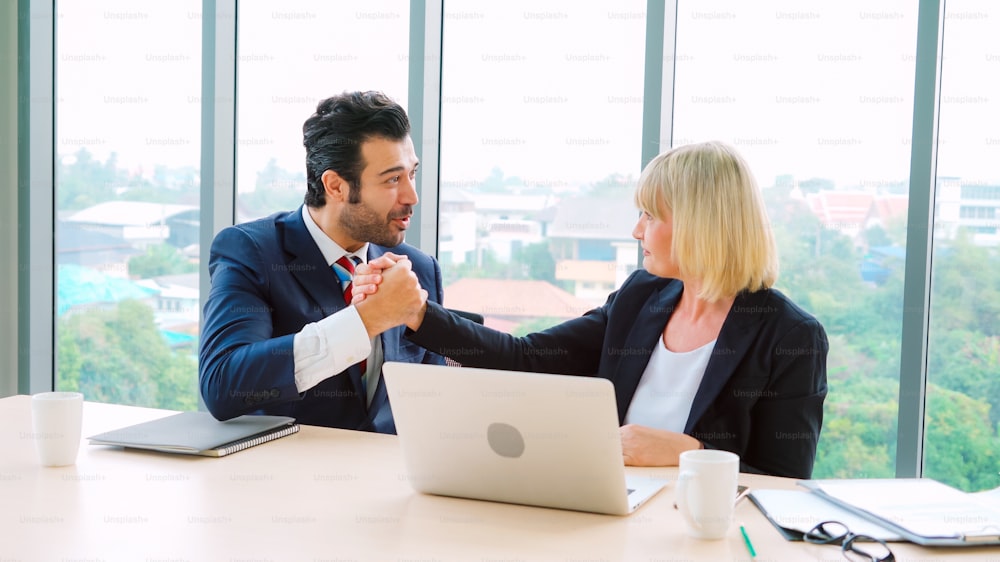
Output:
(382, 361), (668, 515)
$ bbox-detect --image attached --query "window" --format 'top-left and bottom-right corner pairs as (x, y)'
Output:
(55, 0), (202, 409)
(925, 0), (1000, 492)
(674, 0), (918, 480)
(438, 1), (646, 332)
(16, 0), (985, 489)
(236, 0), (410, 221)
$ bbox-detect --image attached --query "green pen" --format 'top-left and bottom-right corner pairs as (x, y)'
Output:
(740, 525), (757, 559)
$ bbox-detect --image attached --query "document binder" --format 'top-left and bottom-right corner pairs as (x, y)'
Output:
(88, 411), (299, 457)
(797, 478), (1000, 546)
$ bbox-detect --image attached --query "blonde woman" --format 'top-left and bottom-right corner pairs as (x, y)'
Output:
(354, 141), (828, 479)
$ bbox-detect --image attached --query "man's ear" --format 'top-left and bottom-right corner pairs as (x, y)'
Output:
(321, 170), (349, 203)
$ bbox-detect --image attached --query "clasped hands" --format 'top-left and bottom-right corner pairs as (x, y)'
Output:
(351, 253), (703, 467)
(352, 253), (427, 338)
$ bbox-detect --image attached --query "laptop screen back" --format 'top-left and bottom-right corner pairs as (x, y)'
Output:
(382, 361), (635, 514)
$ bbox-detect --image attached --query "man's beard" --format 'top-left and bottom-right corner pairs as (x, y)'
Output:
(340, 201), (412, 248)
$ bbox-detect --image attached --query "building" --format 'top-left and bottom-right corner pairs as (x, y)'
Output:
(56, 220), (141, 279)
(65, 201), (200, 250)
(442, 278), (595, 331)
(935, 178), (1000, 246)
(547, 196), (638, 304)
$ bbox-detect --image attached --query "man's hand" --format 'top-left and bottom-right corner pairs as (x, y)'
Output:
(351, 253), (403, 304)
(619, 424), (703, 466)
(353, 254), (428, 335)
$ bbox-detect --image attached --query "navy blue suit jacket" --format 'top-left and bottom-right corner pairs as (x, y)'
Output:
(199, 207), (445, 432)
(407, 271), (828, 478)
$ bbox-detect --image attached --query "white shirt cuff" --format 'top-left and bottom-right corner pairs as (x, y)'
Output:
(292, 306), (372, 393)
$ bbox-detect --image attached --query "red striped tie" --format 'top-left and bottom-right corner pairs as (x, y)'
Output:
(333, 255), (368, 389)
(333, 255), (357, 306)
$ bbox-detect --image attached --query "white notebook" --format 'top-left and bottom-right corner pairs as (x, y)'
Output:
(88, 411), (299, 457)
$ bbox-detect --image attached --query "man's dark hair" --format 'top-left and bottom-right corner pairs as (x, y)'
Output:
(302, 91), (410, 207)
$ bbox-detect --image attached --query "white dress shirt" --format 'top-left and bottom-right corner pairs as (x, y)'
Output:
(292, 206), (379, 405)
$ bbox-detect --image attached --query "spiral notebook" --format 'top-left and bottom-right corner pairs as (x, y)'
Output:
(88, 411), (299, 457)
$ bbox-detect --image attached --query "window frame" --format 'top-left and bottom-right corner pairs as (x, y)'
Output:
(15, 0), (946, 479)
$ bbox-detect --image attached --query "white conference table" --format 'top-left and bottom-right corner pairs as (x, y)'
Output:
(1, 395), (995, 561)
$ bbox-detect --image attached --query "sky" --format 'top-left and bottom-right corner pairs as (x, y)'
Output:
(55, 0), (1000, 197)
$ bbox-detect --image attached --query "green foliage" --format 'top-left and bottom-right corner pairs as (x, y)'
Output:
(441, 248), (508, 287)
(128, 244), (198, 278)
(512, 317), (563, 337)
(56, 300), (198, 411)
(57, 149), (128, 211)
(585, 172), (636, 196)
(765, 190), (999, 491)
(814, 375), (898, 480)
(518, 242), (556, 282)
(798, 177), (835, 194)
(57, 148), (197, 210)
(239, 158), (307, 216)
(923, 386), (1000, 492)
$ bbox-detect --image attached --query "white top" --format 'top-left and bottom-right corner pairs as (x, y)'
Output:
(623, 336), (716, 432)
(292, 206), (379, 405)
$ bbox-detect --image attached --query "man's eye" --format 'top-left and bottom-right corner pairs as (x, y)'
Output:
(388, 176), (400, 184)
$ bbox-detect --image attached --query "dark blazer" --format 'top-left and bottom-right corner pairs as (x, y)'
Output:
(199, 207), (445, 432)
(407, 271), (828, 479)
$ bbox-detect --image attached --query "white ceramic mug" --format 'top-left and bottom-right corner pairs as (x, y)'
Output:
(31, 392), (84, 467)
(675, 449), (739, 539)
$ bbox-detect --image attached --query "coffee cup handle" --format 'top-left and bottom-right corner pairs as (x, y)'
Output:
(675, 470), (701, 532)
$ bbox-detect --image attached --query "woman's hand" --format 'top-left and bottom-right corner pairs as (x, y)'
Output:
(619, 424), (702, 466)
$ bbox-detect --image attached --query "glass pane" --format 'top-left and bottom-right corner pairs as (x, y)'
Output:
(674, 1), (918, 478)
(236, 1), (410, 221)
(926, 0), (1000, 492)
(55, 1), (202, 409)
(439, 1), (646, 332)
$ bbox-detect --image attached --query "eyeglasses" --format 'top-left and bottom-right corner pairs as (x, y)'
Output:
(803, 520), (896, 562)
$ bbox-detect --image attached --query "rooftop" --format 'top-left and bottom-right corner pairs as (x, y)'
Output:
(442, 278), (595, 320)
(67, 201), (198, 227)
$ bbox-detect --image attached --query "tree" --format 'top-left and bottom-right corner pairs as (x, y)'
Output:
(585, 172), (635, 196)
(128, 243), (198, 278)
(923, 386), (1000, 492)
(57, 148), (121, 210)
(512, 316), (563, 337)
(517, 242), (556, 282)
(239, 158), (307, 217)
(57, 300), (198, 411)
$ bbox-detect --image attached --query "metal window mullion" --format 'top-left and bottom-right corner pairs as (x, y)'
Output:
(638, 0), (674, 265)
(407, 0), (443, 257)
(895, 0), (945, 478)
(199, 0), (237, 333)
(19, 0), (54, 394)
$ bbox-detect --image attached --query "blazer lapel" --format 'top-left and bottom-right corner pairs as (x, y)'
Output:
(279, 207), (345, 318)
(683, 290), (765, 432)
(611, 282), (681, 423)
(280, 208), (367, 405)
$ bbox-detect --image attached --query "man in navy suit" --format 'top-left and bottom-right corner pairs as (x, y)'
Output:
(199, 91), (444, 433)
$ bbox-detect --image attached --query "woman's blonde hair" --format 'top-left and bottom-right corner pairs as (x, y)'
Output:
(634, 141), (778, 301)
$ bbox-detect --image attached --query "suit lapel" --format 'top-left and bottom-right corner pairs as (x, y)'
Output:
(280, 208), (367, 407)
(612, 282), (681, 423)
(279, 208), (345, 318)
(683, 290), (765, 432)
